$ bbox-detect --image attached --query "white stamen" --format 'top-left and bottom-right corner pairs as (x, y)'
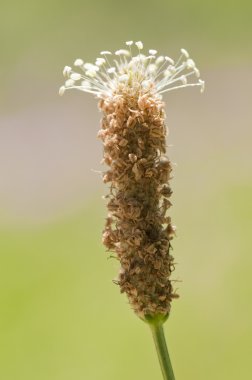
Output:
(100, 51), (112, 55)
(59, 86), (65, 96)
(84, 63), (99, 71)
(65, 79), (75, 87)
(126, 41), (133, 46)
(107, 67), (116, 74)
(70, 73), (82, 81)
(187, 59), (195, 69)
(115, 49), (130, 56)
(149, 49), (157, 55)
(165, 56), (175, 65)
(74, 59), (84, 67)
(181, 48), (189, 58)
(135, 41), (143, 50)
(86, 70), (97, 77)
(156, 56), (164, 65)
(96, 58), (106, 66)
(63, 66), (72, 77)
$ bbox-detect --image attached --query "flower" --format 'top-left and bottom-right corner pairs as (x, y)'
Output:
(60, 42), (204, 320)
(59, 41), (204, 98)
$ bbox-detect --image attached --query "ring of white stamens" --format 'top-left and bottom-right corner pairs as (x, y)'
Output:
(60, 41), (204, 98)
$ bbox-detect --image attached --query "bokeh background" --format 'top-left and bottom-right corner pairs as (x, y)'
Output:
(1, 0), (252, 379)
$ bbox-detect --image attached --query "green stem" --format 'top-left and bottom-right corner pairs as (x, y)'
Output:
(150, 322), (175, 380)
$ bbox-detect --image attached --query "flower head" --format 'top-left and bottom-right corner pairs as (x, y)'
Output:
(59, 41), (204, 98)
(59, 42), (204, 320)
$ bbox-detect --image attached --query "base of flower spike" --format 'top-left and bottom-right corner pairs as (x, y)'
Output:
(143, 313), (169, 326)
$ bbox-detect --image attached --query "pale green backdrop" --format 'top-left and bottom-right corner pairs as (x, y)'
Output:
(0, 0), (251, 379)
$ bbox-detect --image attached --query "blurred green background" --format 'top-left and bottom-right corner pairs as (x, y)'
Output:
(1, 0), (252, 379)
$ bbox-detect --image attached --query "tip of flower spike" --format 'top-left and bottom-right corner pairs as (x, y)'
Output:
(60, 42), (204, 98)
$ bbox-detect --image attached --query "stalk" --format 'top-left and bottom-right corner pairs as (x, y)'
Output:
(149, 322), (175, 380)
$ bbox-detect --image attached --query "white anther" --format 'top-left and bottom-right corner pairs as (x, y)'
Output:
(65, 79), (75, 87)
(187, 58), (196, 69)
(70, 73), (81, 81)
(165, 56), (175, 65)
(181, 48), (189, 58)
(59, 86), (65, 96)
(84, 63), (93, 70)
(86, 70), (97, 78)
(149, 49), (157, 55)
(126, 41), (133, 46)
(107, 67), (116, 74)
(100, 51), (112, 55)
(115, 49), (130, 56)
(84, 63), (99, 72)
(63, 66), (72, 77)
(95, 58), (106, 66)
(155, 56), (164, 64)
(135, 41), (143, 50)
(74, 59), (84, 67)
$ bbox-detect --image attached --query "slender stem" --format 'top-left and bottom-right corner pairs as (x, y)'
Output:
(150, 323), (175, 380)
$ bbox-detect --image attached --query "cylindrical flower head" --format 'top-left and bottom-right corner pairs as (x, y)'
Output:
(60, 42), (204, 320)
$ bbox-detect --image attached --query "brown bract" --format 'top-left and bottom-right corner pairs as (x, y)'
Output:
(98, 89), (178, 319)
